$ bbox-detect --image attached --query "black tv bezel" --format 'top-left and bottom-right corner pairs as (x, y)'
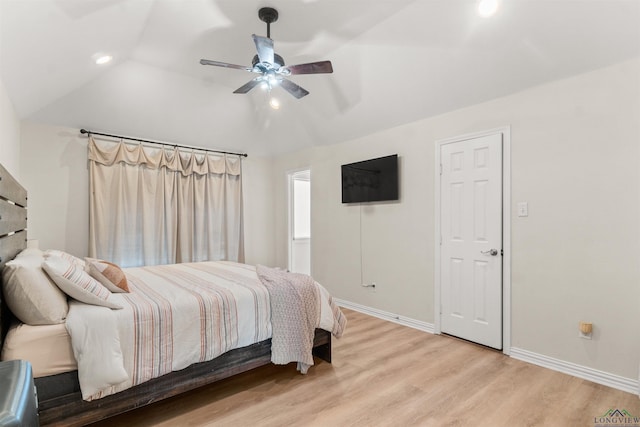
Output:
(341, 154), (399, 204)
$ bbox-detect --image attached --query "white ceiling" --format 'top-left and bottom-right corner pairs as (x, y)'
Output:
(1, 0), (639, 156)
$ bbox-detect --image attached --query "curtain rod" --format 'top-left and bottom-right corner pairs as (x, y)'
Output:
(80, 129), (248, 158)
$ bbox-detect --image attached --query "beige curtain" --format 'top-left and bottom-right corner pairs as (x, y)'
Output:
(88, 137), (244, 267)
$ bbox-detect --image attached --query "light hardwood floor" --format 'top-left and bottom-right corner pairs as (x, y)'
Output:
(90, 309), (640, 427)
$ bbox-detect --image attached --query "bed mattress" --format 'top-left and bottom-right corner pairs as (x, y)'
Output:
(1, 322), (76, 378)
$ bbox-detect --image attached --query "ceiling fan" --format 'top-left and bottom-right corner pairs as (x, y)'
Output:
(200, 7), (333, 99)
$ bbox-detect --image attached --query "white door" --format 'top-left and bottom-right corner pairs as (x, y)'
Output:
(440, 133), (503, 349)
(288, 170), (311, 275)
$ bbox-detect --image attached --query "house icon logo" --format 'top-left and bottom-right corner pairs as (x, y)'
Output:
(594, 409), (640, 427)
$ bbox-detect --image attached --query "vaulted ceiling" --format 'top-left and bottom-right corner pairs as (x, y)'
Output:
(1, 0), (639, 156)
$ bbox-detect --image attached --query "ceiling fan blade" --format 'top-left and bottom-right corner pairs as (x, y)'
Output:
(279, 79), (309, 99)
(233, 78), (262, 94)
(284, 60), (333, 75)
(200, 59), (252, 72)
(252, 34), (274, 65)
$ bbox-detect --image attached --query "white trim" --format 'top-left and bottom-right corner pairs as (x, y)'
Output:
(510, 347), (639, 395)
(434, 143), (442, 334)
(434, 126), (512, 355)
(502, 128), (512, 355)
(335, 298), (434, 334)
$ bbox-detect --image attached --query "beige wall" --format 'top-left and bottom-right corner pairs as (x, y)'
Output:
(272, 59), (640, 380)
(18, 122), (275, 267)
(0, 0), (21, 178)
(0, 77), (21, 177)
(241, 154), (276, 267)
(20, 123), (91, 256)
(15, 58), (640, 383)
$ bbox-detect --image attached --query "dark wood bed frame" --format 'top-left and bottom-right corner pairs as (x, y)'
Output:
(0, 163), (332, 426)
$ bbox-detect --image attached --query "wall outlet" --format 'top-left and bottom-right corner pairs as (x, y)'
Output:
(578, 321), (593, 340)
(579, 331), (592, 340)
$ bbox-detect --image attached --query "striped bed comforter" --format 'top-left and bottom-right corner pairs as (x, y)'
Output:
(65, 261), (341, 401)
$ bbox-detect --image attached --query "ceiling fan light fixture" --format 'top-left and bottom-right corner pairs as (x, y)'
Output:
(199, 6), (333, 99)
(267, 73), (279, 86)
(477, 0), (499, 17)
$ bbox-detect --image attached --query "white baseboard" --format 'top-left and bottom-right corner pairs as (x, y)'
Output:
(510, 347), (639, 395)
(334, 298), (434, 334)
(335, 299), (638, 396)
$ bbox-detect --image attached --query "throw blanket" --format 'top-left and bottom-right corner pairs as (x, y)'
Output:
(65, 261), (345, 400)
(256, 266), (319, 373)
(256, 265), (346, 373)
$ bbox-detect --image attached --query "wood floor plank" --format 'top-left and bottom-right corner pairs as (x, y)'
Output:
(89, 309), (640, 427)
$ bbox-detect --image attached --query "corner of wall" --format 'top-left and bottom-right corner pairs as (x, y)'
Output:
(0, 77), (21, 178)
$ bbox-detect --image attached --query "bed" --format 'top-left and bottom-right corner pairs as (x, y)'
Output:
(0, 163), (344, 426)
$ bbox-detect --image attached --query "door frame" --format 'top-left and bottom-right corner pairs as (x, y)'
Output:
(434, 126), (511, 355)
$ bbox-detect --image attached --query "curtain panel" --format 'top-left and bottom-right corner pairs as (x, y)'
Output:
(88, 137), (244, 267)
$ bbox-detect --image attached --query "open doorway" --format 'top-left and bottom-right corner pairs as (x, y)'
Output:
(288, 169), (311, 274)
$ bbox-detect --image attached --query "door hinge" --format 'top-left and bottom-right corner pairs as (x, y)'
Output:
(440, 235), (442, 245)
(501, 249), (504, 256)
(439, 164), (443, 175)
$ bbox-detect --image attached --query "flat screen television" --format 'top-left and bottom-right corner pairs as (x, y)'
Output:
(341, 154), (399, 203)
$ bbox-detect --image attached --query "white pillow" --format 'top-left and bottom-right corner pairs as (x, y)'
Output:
(2, 250), (68, 325)
(44, 249), (86, 269)
(42, 256), (122, 310)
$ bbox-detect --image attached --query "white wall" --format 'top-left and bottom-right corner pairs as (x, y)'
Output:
(19, 122), (275, 267)
(0, 77), (21, 177)
(272, 59), (640, 381)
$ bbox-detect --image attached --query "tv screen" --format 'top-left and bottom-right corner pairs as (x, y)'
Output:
(341, 154), (399, 203)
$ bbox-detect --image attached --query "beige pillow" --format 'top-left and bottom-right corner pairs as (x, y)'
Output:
(42, 256), (122, 310)
(86, 259), (129, 293)
(2, 251), (68, 325)
(15, 248), (44, 258)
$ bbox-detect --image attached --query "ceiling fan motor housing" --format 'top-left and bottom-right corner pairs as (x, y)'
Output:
(252, 53), (285, 69)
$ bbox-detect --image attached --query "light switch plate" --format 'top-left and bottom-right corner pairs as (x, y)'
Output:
(517, 202), (528, 217)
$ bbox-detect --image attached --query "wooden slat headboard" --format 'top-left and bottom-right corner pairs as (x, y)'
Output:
(0, 163), (28, 342)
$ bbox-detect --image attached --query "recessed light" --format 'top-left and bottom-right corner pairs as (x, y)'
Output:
(95, 55), (113, 65)
(477, 0), (498, 17)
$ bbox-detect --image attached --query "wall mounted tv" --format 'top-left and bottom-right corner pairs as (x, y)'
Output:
(341, 154), (399, 203)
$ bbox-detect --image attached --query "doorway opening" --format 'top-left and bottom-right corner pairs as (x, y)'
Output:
(288, 169), (311, 275)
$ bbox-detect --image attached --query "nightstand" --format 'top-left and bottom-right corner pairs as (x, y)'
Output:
(0, 360), (39, 426)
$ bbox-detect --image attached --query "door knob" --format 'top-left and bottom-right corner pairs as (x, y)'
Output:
(481, 249), (498, 256)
